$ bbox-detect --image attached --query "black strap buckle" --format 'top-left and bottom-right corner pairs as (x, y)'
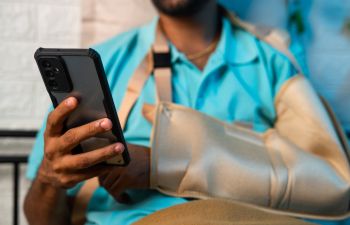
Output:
(153, 51), (171, 69)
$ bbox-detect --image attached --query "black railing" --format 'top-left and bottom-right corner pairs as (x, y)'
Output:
(0, 130), (37, 225)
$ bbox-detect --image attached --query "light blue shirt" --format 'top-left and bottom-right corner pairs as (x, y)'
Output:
(26, 16), (341, 225)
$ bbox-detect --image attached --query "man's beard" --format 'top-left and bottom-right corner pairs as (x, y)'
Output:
(151, 0), (212, 17)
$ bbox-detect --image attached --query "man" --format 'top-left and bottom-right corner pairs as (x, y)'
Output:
(23, 0), (349, 225)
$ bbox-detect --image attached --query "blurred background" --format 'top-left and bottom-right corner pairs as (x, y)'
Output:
(0, 0), (349, 224)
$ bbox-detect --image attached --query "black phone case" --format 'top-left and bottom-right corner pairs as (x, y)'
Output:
(34, 48), (130, 166)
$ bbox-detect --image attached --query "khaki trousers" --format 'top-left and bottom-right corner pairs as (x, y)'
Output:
(134, 199), (316, 225)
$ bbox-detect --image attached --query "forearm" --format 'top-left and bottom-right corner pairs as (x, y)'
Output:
(24, 177), (71, 225)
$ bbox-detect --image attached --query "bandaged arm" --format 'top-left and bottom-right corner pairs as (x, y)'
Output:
(149, 75), (350, 218)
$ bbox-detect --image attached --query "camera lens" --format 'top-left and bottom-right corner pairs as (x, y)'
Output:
(42, 60), (51, 68)
(45, 71), (54, 78)
(53, 67), (60, 73)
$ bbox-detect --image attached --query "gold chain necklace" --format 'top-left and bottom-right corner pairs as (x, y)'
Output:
(186, 34), (220, 61)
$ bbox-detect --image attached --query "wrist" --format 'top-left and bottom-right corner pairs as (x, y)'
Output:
(36, 159), (63, 192)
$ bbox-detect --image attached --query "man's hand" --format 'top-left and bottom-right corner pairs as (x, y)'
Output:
(38, 97), (125, 189)
(98, 144), (150, 203)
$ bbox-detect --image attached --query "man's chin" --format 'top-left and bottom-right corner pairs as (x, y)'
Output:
(151, 0), (212, 17)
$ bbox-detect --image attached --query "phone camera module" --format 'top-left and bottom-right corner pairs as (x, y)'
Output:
(39, 57), (71, 92)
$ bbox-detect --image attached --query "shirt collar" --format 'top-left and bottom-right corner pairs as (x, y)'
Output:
(215, 17), (258, 65)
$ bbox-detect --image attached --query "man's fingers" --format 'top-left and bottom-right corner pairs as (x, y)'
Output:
(74, 165), (111, 182)
(59, 118), (113, 151)
(60, 143), (124, 170)
(46, 97), (78, 135)
(60, 165), (112, 188)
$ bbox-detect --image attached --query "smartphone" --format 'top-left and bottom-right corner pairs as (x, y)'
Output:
(34, 48), (130, 166)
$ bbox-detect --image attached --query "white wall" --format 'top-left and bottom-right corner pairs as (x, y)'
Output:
(81, 0), (156, 47)
(0, 0), (156, 130)
(0, 1), (81, 224)
(0, 0), (81, 130)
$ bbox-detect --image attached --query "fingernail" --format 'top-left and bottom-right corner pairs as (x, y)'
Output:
(65, 97), (75, 107)
(114, 143), (124, 153)
(100, 119), (112, 130)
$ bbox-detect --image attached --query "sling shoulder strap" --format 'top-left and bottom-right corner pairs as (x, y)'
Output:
(118, 25), (172, 129)
(118, 51), (153, 129)
(153, 26), (173, 103)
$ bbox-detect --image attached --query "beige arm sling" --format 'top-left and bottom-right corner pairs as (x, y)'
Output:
(71, 10), (350, 224)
